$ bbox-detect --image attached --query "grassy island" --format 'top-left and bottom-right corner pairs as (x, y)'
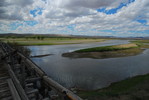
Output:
(75, 43), (138, 52)
(62, 43), (145, 59)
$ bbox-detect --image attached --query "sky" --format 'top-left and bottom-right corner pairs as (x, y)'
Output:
(0, 0), (149, 37)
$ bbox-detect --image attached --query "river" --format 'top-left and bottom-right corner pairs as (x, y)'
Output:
(27, 40), (149, 90)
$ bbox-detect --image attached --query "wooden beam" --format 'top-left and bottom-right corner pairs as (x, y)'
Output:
(18, 53), (45, 77)
(26, 89), (38, 94)
(7, 79), (21, 100)
(43, 76), (83, 100)
(25, 77), (41, 83)
(0, 76), (10, 80)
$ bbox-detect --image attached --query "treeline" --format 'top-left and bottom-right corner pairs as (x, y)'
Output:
(0, 33), (112, 39)
(7, 42), (31, 57)
(0, 33), (72, 39)
(25, 35), (45, 40)
(1, 35), (45, 40)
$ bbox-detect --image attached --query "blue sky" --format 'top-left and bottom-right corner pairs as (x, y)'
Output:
(0, 0), (149, 37)
(97, 0), (135, 15)
(30, 8), (44, 17)
(97, 3), (127, 15)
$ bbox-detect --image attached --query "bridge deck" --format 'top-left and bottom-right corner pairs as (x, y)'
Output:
(0, 46), (23, 100)
(0, 62), (20, 100)
(0, 62), (11, 100)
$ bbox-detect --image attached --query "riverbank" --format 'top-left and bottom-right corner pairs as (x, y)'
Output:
(62, 43), (144, 59)
(78, 73), (149, 100)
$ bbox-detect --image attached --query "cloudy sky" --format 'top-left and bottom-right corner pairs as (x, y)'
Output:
(0, 0), (149, 37)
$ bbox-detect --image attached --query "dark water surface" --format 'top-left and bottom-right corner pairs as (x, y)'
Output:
(27, 40), (149, 90)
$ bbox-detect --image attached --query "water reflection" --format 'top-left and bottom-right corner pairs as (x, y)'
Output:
(28, 40), (149, 90)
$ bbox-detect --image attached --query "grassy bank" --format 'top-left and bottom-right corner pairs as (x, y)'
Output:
(132, 39), (149, 48)
(0, 37), (106, 46)
(62, 43), (144, 59)
(62, 39), (149, 59)
(132, 40), (149, 44)
(78, 73), (149, 100)
(75, 43), (138, 53)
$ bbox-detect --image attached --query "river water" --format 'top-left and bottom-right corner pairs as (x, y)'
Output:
(27, 40), (149, 90)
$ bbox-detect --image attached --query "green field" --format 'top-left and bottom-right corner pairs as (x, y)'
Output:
(132, 39), (149, 43)
(0, 37), (106, 46)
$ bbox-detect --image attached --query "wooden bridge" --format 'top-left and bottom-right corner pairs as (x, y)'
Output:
(0, 42), (83, 100)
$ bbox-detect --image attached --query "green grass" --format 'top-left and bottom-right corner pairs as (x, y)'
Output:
(78, 74), (149, 99)
(132, 40), (149, 43)
(73, 39), (149, 53)
(103, 74), (149, 93)
(75, 43), (138, 53)
(14, 42), (61, 46)
(62, 43), (143, 59)
(131, 40), (149, 48)
(75, 46), (124, 52)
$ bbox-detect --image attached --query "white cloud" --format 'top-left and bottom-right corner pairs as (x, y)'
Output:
(0, 0), (149, 37)
(9, 0), (34, 7)
(63, 0), (128, 9)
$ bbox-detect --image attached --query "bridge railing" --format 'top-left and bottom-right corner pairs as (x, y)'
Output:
(0, 42), (83, 100)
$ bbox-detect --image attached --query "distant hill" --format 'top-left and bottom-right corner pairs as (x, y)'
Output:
(0, 33), (113, 39)
(0, 33), (149, 39)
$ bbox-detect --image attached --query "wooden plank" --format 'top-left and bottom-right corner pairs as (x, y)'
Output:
(0, 76), (10, 80)
(0, 91), (11, 99)
(0, 88), (9, 93)
(25, 77), (41, 83)
(6, 64), (29, 100)
(25, 83), (33, 87)
(1, 96), (12, 100)
(7, 79), (21, 100)
(0, 82), (7, 86)
(0, 83), (8, 89)
(0, 73), (9, 77)
(26, 89), (38, 94)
